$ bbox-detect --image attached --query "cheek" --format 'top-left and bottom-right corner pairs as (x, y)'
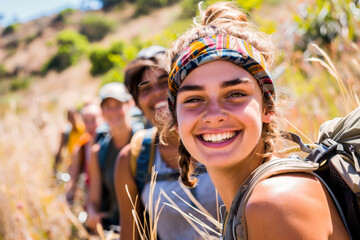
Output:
(176, 107), (194, 141)
(138, 93), (147, 105)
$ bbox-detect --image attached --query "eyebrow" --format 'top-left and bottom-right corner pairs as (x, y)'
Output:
(178, 78), (249, 94)
(220, 78), (249, 88)
(158, 73), (168, 79)
(177, 85), (204, 94)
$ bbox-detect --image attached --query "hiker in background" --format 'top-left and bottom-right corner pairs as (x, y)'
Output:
(86, 83), (134, 233)
(163, 2), (350, 239)
(66, 102), (107, 204)
(54, 108), (85, 172)
(115, 46), (221, 240)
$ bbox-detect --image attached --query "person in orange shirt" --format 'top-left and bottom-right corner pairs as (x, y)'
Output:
(54, 108), (85, 172)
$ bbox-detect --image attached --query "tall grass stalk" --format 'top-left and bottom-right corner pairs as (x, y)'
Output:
(306, 44), (360, 113)
(125, 168), (164, 240)
(162, 190), (221, 239)
(126, 168), (222, 240)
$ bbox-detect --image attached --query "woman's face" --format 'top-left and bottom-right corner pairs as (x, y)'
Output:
(137, 67), (169, 123)
(175, 61), (272, 169)
(101, 98), (129, 129)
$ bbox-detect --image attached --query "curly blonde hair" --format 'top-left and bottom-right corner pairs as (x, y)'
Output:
(162, 1), (281, 188)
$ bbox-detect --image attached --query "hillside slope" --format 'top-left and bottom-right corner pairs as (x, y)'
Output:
(0, 4), (182, 151)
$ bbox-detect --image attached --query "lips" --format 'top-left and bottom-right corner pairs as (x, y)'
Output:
(196, 130), (241, 149)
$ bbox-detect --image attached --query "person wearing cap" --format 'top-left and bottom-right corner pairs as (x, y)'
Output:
(162, 2), (350, 239)
(86, 82), (134, 233)
(114, 46), (221, 240)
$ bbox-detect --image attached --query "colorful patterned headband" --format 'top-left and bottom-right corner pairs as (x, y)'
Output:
(168, 35), (275, 112)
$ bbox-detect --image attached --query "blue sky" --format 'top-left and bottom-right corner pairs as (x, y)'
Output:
(0, 0), (102, 27)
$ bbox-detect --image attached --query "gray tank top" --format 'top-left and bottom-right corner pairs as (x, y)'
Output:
(141, 148), (222, 239)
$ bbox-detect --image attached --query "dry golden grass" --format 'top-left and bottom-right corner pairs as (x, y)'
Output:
(0, 109), (73, 239)
(126, 167), (222, 240)
(1, 2), (360, 240)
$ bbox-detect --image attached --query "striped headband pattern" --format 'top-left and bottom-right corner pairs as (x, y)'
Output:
(168, 35), (275, 112)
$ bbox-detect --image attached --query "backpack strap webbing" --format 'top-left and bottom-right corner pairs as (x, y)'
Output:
(130, 128), (158, 194)
(224, 158), (319, 240)
(98, 134), (112, 170)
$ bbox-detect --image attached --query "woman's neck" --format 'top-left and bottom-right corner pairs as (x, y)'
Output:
(158, 132), (179, 169)
(110, 125), (132, 149)
(207, 145), (267, 211)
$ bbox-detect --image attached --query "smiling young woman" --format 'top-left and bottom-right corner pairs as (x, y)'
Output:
(114, 46), (221, 240)
(162, 2), (350, 239)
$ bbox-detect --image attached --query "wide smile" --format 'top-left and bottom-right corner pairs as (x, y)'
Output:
(154, 101), (167, 111)
(197, 130), (241, 147)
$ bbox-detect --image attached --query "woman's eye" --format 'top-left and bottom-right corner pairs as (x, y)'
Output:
(139, 85), (152, 94)
(138, 80), (150, 87)
(228, 92), (244, 98)
(184, 98), (202, 104)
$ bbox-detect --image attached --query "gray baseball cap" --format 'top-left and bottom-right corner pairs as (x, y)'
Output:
(99, 82), (132, 104)
(136, 45), (166, 59)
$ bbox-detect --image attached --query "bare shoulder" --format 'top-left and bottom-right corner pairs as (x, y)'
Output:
(248, 172), (323, 206)
(245, 173), (349, 239)
(116, 144), (131, 170)
(91, 142), (100, 154)
(246, 173), (323, 222)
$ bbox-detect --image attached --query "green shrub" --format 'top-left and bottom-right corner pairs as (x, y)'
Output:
(135, 0), (179, 16)
(181, 0), (262, 18)
(100, 68), (125, 86)
(79, 15), (115, 42)
(10, 77), (30, 91)
(42, 30), (89, 73)
(2, 23), (18, 36)
(53, 8), (74, 23)
(293, 0), (360, 51)
(89, 47), (114, 75)
(24, 34), (36, 44)
(89, 41), (126, 76)
(0, 64), (8, 77)
(101, 0), (127, 10)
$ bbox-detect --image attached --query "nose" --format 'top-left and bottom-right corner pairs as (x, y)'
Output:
(152, 82), (166, 97)
(202, 100), (227, 125)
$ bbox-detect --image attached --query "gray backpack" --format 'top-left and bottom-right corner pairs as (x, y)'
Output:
(223, 106), (360, 240)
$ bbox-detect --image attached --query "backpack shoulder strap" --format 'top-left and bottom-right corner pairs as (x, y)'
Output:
(129, 127), (157, 193)
(98, 134), (112, 170)
(224, 158), (319, 240)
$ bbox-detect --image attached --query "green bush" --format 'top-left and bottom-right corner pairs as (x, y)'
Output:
(53, 8), (74, 23)
(42, 30), (89, 73)
(100, 68), (125, 86)
(181, 0), (262, 18)
(0, 64), (8, 77)
(134, 0), (179, 16)
(101, 0), (127, 10)
(89, 41), (126, 75)
(294, 0), (360, 51)
(79, 15), (115, 42)
(2, 23), (18, 36)
(10, 78), (30, 91)
(24, 34), (36, 44)
(89, 47), (114, 75)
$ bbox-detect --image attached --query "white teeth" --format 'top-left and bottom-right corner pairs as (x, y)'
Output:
(154, 101), (167, 110)
(202, 132), (236, 143)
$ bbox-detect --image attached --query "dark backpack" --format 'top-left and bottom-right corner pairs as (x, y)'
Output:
(223, 106), (360, 240)
(129, 127), (180, 194)
(98, 107), (146, 169)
